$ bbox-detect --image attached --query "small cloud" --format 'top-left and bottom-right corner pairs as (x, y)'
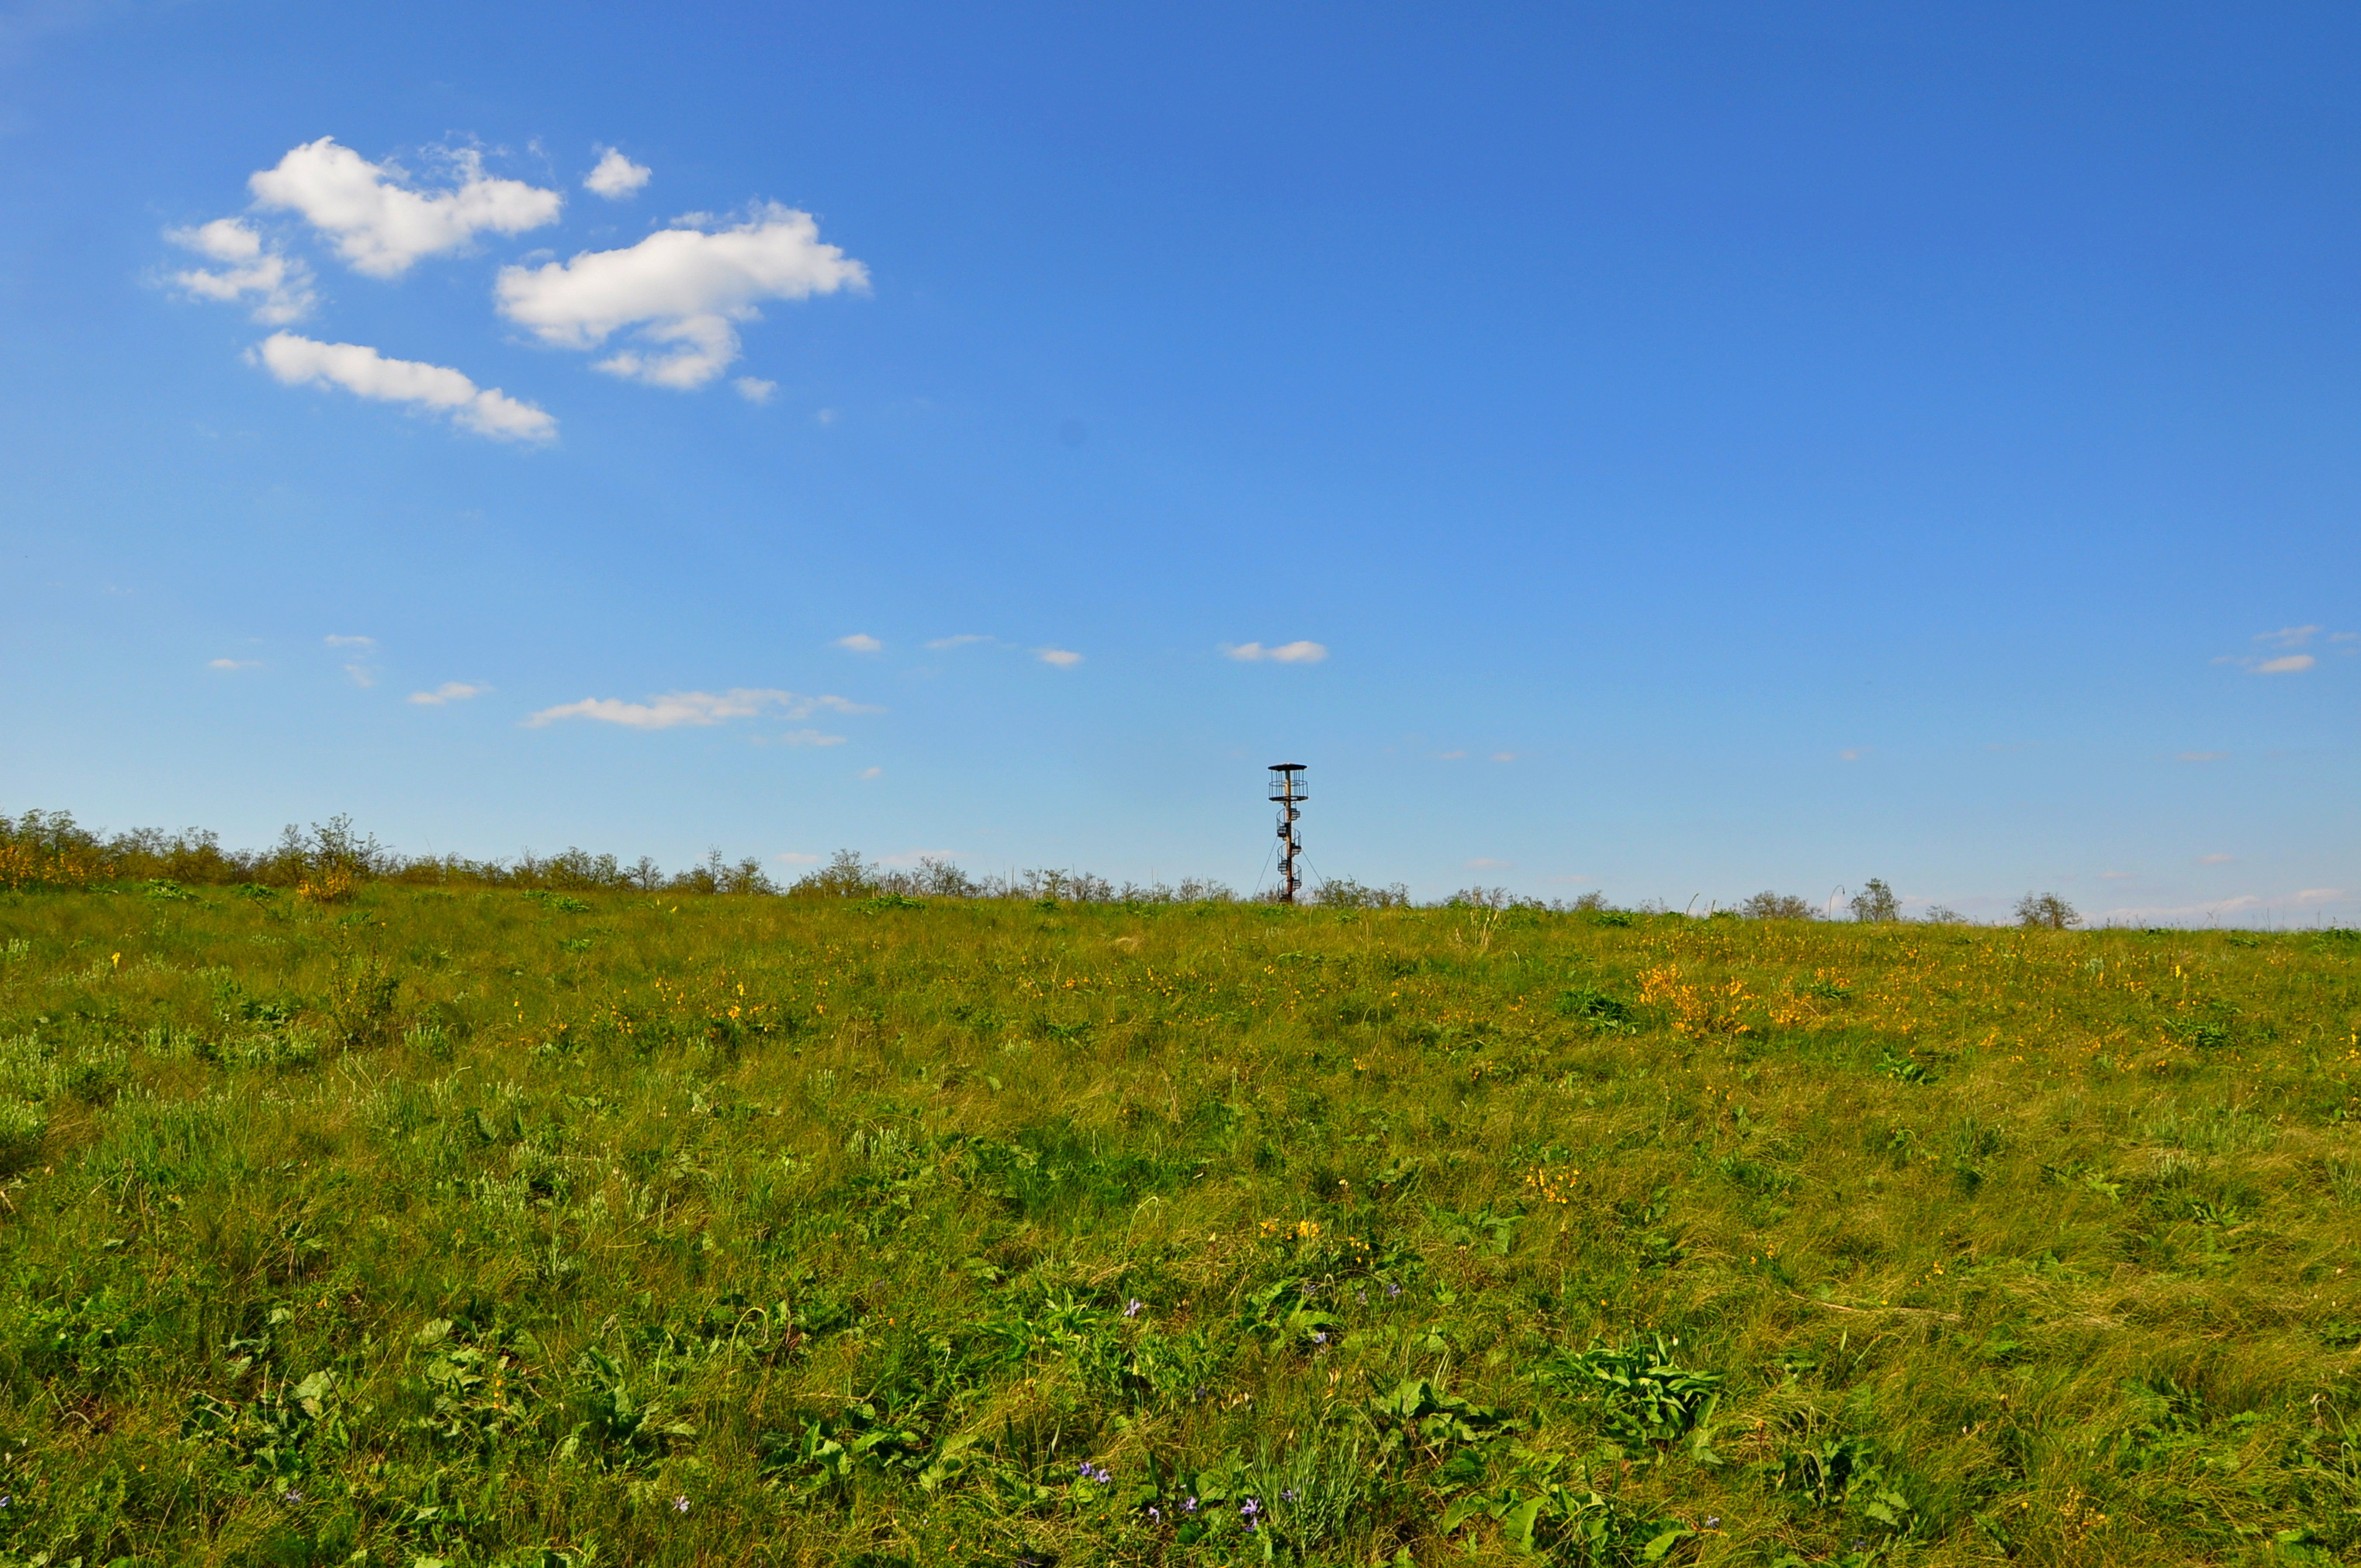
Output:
(777, 729), (846, 746)
(858, 765), (883, 780)
(2198, 853), (2235, 864)
(344, 664), (376, 688)
(494, 202), (867, 390)
(1223, 640), (1328, 663)
(2255, 654), (2314, 674)
(257, 333), (556, 441)
(836, 633), (882, 653)
(1435, 749), (1467, 760)
(164, 217), (315, 324)
(733, 376), (776, 403)
(524, 688), (881, 730)
(815, 407), (837, 425)
(583, 145), (652, 199)
(407, 681), (488, 706)
(324, 635), (375, 649)
(2099, 871), (2135, 881)
(1464, 857), (1511, 870)
(1037, 648), (1082, 668)
(251, 138), (563, 277)
(2257, 625), (2322, 649)
(1838, 749), (1863, 762)
(926, 633), (990, 649)
(2177, 751), (2228, 763)
(1490, 752), (1517, 763)
(2333, 632), (2360, 643)
(774, 851), (822, 864)
(2296, 888), (2345, 905)
(207, 657), (261, 670)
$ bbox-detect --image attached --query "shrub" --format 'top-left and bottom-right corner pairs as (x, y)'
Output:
(2015, 891), (2082, 930)
(1850, 878), (1902, 922)
(1740, 891), (1816, 920)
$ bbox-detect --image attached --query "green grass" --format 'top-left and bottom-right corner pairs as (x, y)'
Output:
(2, 888), (2360, 1566)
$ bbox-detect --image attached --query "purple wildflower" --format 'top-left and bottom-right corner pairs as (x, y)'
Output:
(1183, 1496), (1199, 1513)
(1386, 1281), (1403, 1297)
(1123, 1298), (1143, 1318)
(1283, 1488), (1299, 1502)
(673, 1495), (691, 1513)
(279, 1487), (304, 1504)
(1147, 1505), (1162, 1523)
(1312, 1331), (1328, 1345)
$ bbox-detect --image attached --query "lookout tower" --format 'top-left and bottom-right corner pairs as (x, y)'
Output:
(1268, 763), (1307, 904)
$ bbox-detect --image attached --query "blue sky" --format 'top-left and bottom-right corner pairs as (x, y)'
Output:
(3, 1), (2356, 922)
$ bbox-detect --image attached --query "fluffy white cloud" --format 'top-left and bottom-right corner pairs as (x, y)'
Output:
(166, 218), (315, 323)
(407, 682), (490, 705)
(1037, 648), (1083, 667)
(249, 138), (562, 278)
(2255, 653), (2315, 674)
(583, 147), (652, 200)
(835, 634), (882, 652)
(493, 203), (868, 389)
(732, 376), (776, 403)
(1223, 640), (1328, 663)
(523, 688), (880, 730)
(207, 657), (261, 670)
(256, 332), (556, 441)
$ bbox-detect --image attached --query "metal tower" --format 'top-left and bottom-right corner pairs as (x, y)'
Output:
(1268, 763), (1307, 904)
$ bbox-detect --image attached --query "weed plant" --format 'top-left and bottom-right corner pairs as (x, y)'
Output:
(1, 886), (2359, 1566)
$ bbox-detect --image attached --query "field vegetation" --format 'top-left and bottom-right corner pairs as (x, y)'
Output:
(3, 814), (2361, 1566)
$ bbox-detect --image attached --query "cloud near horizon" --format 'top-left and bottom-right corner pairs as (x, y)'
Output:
(1223, 640), (1328, 663)
(255, 333), (556, 441)
(249, 138), (562, 277)
(1036, 648), (1082, 667)
(523, 688), (881, 730)
(493, 202), (868, 389)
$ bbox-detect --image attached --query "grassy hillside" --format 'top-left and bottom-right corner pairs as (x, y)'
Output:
(2, 886), (2359, 1566)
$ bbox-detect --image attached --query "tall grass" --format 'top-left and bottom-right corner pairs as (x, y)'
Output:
(1, 884), (2358, 1566)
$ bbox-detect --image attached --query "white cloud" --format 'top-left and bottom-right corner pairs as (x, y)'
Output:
(1491, 752), (1518, 763)
(2197, 853), (2235, 864)
(493, 202), (867, 389)
(344, 663), (376, 688)
(836, 633), (882, 652)
(858, 765), (883, 780)
(777, 729), (847, 746)
(815, 407), (837, 425)
(1435, 749), (1467, 760)
(926, 634), (990, 649)
(1838, 749), (1862, 762)
(733, 376), (776, 403)
(165, 218), (314, 324)
(407, 681), (489, 705)
(523, 688), (880, 730)
(583, 146), (652, 200)
(249, 138), (562, 278)
(2255, 653), (2314, 674)
(1223, 640), (1328, 663)
(1037, 648), (1083, 667)
(324, 634), (374, 648)
(2258, 625), (2321, 648)
(207, 657), (261, 670)
(256, 332), (556, 441)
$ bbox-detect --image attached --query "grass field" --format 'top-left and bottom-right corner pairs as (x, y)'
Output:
(4, 880), (2361, 1566)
